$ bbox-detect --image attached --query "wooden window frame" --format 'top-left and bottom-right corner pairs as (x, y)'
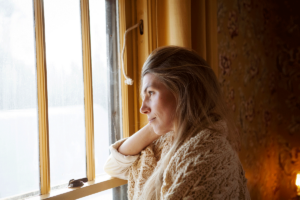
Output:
(25, 0), (127, 199)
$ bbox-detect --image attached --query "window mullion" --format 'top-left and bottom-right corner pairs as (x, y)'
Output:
(33, 0), (51, 195)
(80, 0), (95, 181)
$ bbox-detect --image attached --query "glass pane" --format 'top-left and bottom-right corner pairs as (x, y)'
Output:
(0, 0), (39, 198)
(89, 0), (110, 175)
(79, 189), (112, 200)
(44, 0), (86, 187)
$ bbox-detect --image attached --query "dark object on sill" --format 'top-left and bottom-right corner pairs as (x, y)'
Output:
(68, 178), (88, 188)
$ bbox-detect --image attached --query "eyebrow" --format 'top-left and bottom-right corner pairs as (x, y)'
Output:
(142, 85), (152, 94)
(142, 82), (160, 95)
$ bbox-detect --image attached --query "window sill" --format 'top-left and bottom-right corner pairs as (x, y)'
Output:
(28, 175), (127, 200)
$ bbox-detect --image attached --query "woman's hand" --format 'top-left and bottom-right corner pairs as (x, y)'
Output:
(118, 123), (161, 156)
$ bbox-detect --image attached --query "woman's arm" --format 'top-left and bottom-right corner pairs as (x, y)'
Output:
(118, 123), (160, 156)
(104, 123), (159, 179)
(103, 138), (139, 180)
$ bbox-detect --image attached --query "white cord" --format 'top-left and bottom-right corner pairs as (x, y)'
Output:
(121, 20), (142, 85)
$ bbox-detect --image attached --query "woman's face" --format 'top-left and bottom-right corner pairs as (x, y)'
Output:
(140, 73), (176, 135)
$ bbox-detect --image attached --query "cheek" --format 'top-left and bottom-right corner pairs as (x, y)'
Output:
(157, 96), (176, 121)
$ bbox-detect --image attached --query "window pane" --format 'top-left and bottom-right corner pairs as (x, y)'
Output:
(89, 0), (109, 176)
(0, 0), (39, 198)
(44, 0), (86, 187)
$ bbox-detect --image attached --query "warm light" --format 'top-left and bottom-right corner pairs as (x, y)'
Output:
(296, 173), (300, 195)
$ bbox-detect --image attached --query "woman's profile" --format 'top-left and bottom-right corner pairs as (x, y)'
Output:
(104, 46), (251, 200)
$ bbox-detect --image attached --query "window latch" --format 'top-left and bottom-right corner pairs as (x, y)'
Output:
(139, 19), (143, 35)
(68, 178), (88, 188)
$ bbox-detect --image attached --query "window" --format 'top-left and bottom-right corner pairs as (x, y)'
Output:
(0, 0), (125, 199)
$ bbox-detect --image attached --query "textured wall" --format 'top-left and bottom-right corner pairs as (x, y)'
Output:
(217, 0), (300, 199)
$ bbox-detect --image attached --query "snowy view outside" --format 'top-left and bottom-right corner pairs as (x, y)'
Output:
(44, 0), (88, 188)
(0, 0), (111, 199)
(0, 0), (40, 198)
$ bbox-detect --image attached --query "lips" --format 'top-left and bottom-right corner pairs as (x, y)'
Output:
(148, 117), (156, 123)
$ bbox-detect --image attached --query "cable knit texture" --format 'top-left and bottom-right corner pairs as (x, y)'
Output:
(127, 122), (251, 200)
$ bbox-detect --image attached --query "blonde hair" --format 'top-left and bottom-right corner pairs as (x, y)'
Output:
(140, 46), (240, 200)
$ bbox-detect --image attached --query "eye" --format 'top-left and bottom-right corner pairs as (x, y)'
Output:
(148, 91), (154, 96)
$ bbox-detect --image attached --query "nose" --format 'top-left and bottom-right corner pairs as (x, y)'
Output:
(140, 100), (150, 114)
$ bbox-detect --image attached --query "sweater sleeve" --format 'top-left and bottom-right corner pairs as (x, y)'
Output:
(103, 138), (140, 180)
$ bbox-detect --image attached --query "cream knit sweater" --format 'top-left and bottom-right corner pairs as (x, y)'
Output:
(104, 121), (251, 200)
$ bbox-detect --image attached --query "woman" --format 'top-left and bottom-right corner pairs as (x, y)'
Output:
(104, 46), (250, 200)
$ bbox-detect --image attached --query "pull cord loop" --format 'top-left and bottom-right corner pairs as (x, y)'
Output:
(121, 20), (142, 85)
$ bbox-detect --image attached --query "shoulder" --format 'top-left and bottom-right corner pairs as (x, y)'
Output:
(161, 121), (247, 199)
(169, 121), (231, 167)
(166, 126), (232, 173)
